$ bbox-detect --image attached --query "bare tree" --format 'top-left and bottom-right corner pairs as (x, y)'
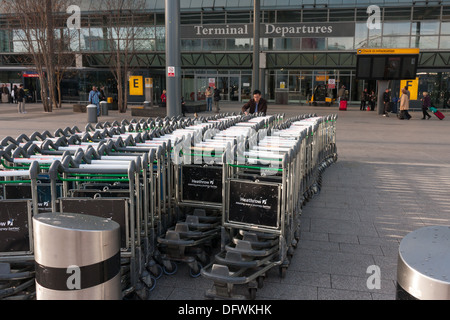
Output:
(3, 0), (72, 112)
(102, 0), (147, 113)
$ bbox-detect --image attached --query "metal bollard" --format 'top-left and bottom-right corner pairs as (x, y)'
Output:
(396, 225), (450, 300)
(87, 104), (98, 123)
(100, 101), (109, 116)
(33, 212), (122, 300)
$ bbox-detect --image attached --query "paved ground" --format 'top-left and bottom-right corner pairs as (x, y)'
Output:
(1, 101), (449, 301)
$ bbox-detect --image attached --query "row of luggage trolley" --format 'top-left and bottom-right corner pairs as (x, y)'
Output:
(201, 114), (338, 299)
(0, 111), (337, 300)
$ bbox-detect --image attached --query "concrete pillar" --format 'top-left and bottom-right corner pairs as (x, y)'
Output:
(252, 0), (261, 93)
(165, 0), (181, 118)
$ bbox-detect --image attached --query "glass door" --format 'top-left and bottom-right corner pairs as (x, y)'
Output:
(229, 76), (240, 102)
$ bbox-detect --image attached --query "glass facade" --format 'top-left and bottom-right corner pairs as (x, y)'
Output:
(0, 0), (450, 106)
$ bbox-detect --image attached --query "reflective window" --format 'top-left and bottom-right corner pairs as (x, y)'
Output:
(383, 22), (411, 36)
(412, 21), (440, 35)
(226, 11), (252, 24)
(354, 22), (368, 48)
(413, 35), (439, 49)
(382, 36), (411, 48)
(384, 7), (412, 21)
(441, 22), (450, 33)
(227, 38), (252, 50)
(181, 12), (202, 25)
(302, 9), (328, 23)
(203, 12), (226, 24)
(329, 9), (355, 22)
(439, 36), (450, 48)
(328, 37), (354, 50)
(277, 10), (301, 23)
(203, 39), (226, 50)
(272, 38), (301, 50)
(181, 39), (202, 51)
(302, 38), (326, 50)
(413, 6), (441, 20)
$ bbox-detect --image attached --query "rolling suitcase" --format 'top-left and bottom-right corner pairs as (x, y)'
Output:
(339, 100), (347, 111)
(430, 107), (445, 120)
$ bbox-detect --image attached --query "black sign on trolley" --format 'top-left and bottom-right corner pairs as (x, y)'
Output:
(0, 200), (32, 254)
(228, 180), (280, 229)
(181, 166), (223, 204)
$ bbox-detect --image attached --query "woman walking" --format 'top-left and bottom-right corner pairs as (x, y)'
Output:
(421, 92), (432, 120)
(399, 88), (411, 120)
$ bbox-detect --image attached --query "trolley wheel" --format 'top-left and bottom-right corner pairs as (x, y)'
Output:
(146, 275), (157, 292)
(279, 266), (287, 278)
(248, 288), (257, 300)
(257, 276), (264, 289)
(153, 263), (164, 280)
(189, 261), (203, 278)
(147, 262), (163, 280)
(163, 261), (178, 275)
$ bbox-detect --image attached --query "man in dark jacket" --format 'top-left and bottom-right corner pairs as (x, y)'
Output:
(382, 89), (391, 117)
(242, 90), (268, 115)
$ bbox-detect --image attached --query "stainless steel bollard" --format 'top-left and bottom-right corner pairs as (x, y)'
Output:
(397, 225), (450, 300)
(33, 212), (121, 300)
(87, 104), (98, 123)
(100, 101), (109, 116)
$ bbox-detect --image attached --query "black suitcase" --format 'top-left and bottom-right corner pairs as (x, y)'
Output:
(390, 101), (397, 113)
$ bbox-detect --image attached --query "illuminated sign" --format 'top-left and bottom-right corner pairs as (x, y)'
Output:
(129, 76), (143, 96)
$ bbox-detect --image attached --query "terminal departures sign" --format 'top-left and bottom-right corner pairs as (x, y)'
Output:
(181, 22), (355, 39)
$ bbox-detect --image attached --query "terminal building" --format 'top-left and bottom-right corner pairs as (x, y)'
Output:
(0, 0), (450, 108)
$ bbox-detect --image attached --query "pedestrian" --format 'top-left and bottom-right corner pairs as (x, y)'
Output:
(11, 85), (17, 104)
(360, 88), (369, 110)
(421, 91), (432, 120)
(399, 87), (411, 120)
(213, 86), (221, 113)
(181, 96), (187, 117)
(382, 89), (390, 117)
(160, 90), (167, 108)
(242, 90), (268, 116)
(205, 86), (213, 111)
(88, 86), (101, 116)
(17, 84), (26, 114)
(99, 86), (106, 102)
(2, 84), (9, 104)
(337, 85), (346, 103)
(370, 90), (376, 111)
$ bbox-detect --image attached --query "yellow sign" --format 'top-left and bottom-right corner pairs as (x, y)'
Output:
(145, 78), (153, 88)
(316, 75), (329, 82)
(357, 48), (420, 55)
(400, 78), (419, 100)
(129, 76), (143, 96)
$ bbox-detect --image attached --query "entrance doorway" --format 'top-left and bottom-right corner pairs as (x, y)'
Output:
(194, 74), (241, 102)
(23, 77), (38, 103)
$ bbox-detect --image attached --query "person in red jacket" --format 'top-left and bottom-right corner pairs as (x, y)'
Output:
(242, 90), (268, 115)
(161, 90), (167, 108)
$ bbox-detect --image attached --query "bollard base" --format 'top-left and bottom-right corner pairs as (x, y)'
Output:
(396, 283), (418, 300)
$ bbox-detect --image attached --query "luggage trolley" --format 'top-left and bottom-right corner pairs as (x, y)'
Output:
(158, 135), (233, 277)
(0, 161), (39, 300)
(47, 157), (153, 299)
(157, 114), (270, 278)
(201, 146), (291, 300)
(201, 115), (326, 300)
